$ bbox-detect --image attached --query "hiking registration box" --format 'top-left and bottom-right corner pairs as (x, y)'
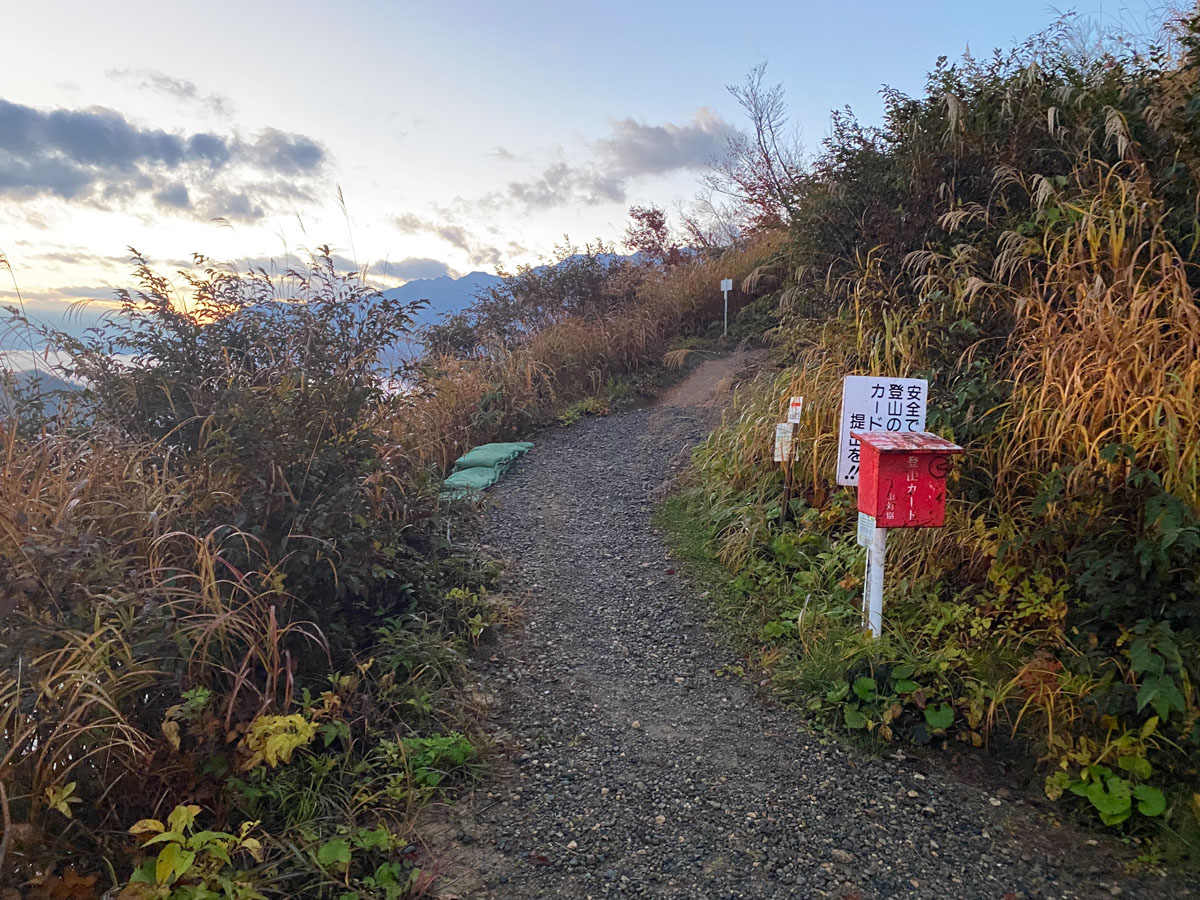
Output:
(850, 431), (963, 528)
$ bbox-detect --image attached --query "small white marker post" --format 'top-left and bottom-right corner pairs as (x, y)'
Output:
(720, 278), (733, 336)
(855, 512), (885, 637)
(865, 525), (887, 638)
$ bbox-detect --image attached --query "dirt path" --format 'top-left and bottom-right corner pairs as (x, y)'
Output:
(426, 355), (1191, 899)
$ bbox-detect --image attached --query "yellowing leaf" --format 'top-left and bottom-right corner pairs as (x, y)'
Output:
(162, 720), (181, 752)
(129, 819), (166, 836)
(45, 782), (81, 818)
(166, 804), (200, 834)
(241, 836), (264, 862)
(238, 714), (317, 771)
(156, 842), (180, 884)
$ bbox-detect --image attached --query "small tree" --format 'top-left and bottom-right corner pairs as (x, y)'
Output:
(701, 63), (805, 233)
(624, 204), (684, 267)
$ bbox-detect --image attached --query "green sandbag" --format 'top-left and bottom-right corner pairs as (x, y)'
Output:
(439, 466), (502, 500)
(452, 441), (533, 472)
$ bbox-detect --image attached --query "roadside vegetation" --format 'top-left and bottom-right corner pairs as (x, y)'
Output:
(668, 12), (1200, 863)
(0, 226), (771, 896)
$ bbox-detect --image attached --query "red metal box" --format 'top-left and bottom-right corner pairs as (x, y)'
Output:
(850, 431), (964, 527)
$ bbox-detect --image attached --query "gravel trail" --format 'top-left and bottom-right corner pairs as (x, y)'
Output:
(431, 357), (1194, 899)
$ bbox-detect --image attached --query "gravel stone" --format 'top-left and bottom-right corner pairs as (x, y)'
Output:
(438, 358), (1197, 899)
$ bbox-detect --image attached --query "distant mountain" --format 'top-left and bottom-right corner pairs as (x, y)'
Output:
(368, 270), (499, 364)
(0, 368), (80, 418)
(380, 271), (503, 329)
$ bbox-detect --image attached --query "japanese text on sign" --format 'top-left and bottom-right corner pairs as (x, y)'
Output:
(837, 375), (927, 486)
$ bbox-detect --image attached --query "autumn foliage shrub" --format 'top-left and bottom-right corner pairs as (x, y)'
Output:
(0, 250), (489, 893)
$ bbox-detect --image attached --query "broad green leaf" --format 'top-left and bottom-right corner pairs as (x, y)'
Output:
(1133, 784), (1166, 817)
(142, 831), (185, 847)
(1154, 678), (1186, 720)
(205, 843), (231, 865)
(825, 683), (849, 703)
(852, 676), (877, 701)
(167, 804), (200, 834)
(843, 705), (868, 729)
(1099, 807), (1132, 826)
(317, 838), (352, 869)
(1085, 776), (1131, 821)
(1128, 638), (1155, 674)
(187, 830), (234, 846)
(1117, 756), (1152, 780)
(1136, 676), (1161, 714)
(890, 664), (915, 681)
(129, 860), (157, 884)
(173, 849), (196, 882)
(893, 680), (920, 694)
(924, 703), (953, 730)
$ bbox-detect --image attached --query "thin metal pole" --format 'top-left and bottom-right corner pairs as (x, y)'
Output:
(865, 526), (887, 637)
(723, 290), (728, 336)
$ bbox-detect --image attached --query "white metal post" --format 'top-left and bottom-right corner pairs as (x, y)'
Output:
(723, 289), (729, 336)
(864, 526), (888, 637)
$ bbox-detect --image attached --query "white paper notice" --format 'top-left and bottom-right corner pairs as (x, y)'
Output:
(856, 511), (877, 546)
(773, 423), (796, 463)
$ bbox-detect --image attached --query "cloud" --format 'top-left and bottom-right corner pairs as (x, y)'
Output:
(234, 252), (458, 285)
(504, 108), (734, 211)
(108, 68), (234, 117)
(153, 183), (190, 209)
(599, 107), (732, 176)
(378, 257), (458, 281)
(21, 248), (133, 270)
(251, 128), (325, 175)
(0, 97), (328, 222)
(392, 212), (501, 267)
(506, 162), (626, 210)
(0, 285), (114, 302)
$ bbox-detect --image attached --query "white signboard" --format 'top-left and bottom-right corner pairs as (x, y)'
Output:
(773, 423), (796, 463)
(720, 278), (733, 292)
(787, 396), (804, 423)
(856, 511), (876, 546)
(836, 375), (927, 485)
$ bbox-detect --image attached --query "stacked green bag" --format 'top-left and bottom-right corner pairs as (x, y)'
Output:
(440, 441), (533, 500)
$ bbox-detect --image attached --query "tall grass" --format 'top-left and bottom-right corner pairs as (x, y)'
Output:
(682, 11), (1200, 850)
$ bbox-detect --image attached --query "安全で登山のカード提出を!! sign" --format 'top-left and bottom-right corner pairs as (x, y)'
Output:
(836, 375), (927, 486)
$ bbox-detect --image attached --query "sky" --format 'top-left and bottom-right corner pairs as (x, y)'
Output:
(0, 0), (1167, 337)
